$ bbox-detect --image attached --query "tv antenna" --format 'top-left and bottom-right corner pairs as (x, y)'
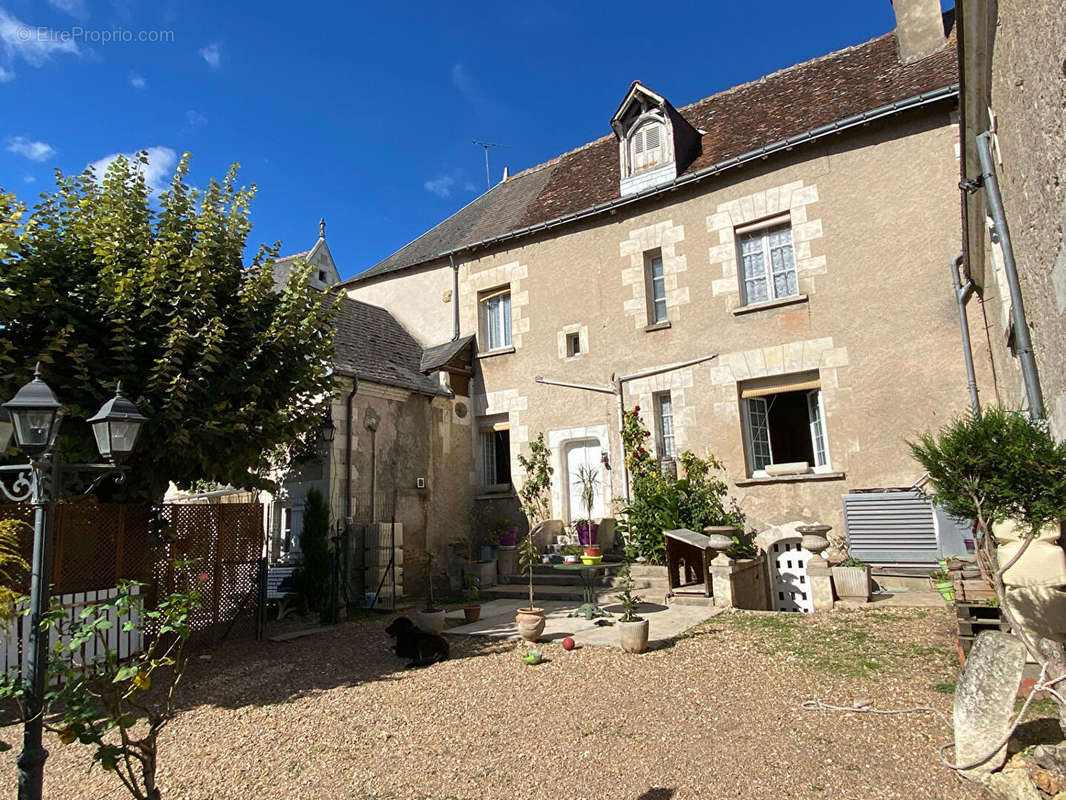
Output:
(473, 140), (503, 191)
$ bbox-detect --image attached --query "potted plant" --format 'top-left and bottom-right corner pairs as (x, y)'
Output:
(415, 550), (446, 634)
(831, 555), (871, 601)
(462, 574), (482, 623)
(498, 521), (519, 549)
(561, 543), (582, 564)
(930, 569), (955, 602)
(515, 531), (545, 641)
(615, 561), (648, 653)
(576, 463), (600, 554)
(479, 526), (500, 563)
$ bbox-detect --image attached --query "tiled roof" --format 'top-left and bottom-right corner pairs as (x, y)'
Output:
(420, 335), (475, 373)
(333, 297), (448, 396)
(349, 17), (957, 285)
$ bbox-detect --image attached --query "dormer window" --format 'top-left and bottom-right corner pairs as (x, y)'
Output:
(611, 81), (701, 197)
(629, 120), (666, 174)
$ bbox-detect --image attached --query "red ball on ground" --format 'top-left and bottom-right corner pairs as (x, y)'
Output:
(562, 637), (575, 651)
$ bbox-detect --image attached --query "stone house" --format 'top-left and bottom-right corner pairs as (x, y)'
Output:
(340, 0), (982, 591)
(956, 0), (1066, 438)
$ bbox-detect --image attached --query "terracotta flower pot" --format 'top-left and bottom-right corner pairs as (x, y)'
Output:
(515, 607), (545, 642)
(463, 605), (481, 623)
(583, 545), (601, 558)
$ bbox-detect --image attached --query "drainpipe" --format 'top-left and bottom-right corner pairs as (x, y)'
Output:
(950, 251), (981, 418)
(449, 254), (460, 342)
(345, 376), (358, 525)
(975, 132), (1045, 419)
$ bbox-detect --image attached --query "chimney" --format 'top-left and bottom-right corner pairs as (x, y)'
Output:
(501, 166), (509, 182)
(891, 0), (947, 64)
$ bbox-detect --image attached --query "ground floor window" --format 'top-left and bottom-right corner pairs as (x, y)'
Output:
(740, 374), (829, 475)
(479, 424), (512, 490)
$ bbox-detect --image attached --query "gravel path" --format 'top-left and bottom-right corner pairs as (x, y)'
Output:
(5, 606), (992, 799)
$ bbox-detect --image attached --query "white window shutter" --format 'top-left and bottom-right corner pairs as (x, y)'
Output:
(744, 397), (773, 471)
(807, 389), (828, 468)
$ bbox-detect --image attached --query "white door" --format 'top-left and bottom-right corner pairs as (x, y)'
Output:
(768, 537), (814, 613)
(565, 439), (604, 522)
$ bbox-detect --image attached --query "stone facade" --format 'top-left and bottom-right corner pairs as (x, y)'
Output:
(959, 0), (1066, 439)
(348, 107), (977, 534)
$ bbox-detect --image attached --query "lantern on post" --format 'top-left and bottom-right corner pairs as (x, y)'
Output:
(86, 382), (147, 462)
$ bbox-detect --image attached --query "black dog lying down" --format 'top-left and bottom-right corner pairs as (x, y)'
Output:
(384, 616), (450, 668)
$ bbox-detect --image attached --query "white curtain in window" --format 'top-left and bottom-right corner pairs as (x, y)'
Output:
(480, 430), (496, 485)
(739, 224), (797, 304)
(482, 293), (512, 350)
(649, 256), (667, 322)
(656, 393), (676, 457)
(740, 234), (768, 303)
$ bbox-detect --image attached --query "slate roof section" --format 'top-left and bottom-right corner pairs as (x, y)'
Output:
(333, 297), (449, 396)
(420, 335), (475, 373)
(348, 18), (957, 285)
(270, 251), (309, 292)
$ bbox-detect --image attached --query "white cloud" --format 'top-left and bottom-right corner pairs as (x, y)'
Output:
(424, 176), (455, 198)
(183, 109), (207, 131)
(451, 63), (475, 100)
(0, 8), (80, 81)
(7, 136), (56, 162)
(198, 42), (221, 69)
(464, 181), (478, 192)
(88, 146), (178, 193)
(129, 72), (146, 89)
(47, 0), (88, 17)
(23, 174), (35, 184)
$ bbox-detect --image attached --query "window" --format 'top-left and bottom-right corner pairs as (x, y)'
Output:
(737, 221), (797, 305)
(655, 392), (676, 458)
(629, 120), (666, 174)
(317, 269), (327, 283)
(645, 251), (666, 324)
(479, 424), (511, 489)
(740, 375), (829, 475)
(566, 332), (581, 357)
(479, 288), (512, 351)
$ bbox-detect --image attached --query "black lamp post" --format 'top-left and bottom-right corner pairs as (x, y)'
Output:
(0, 365), (148, 800)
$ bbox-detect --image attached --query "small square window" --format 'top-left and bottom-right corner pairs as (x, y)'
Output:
(566, 332), (581, 357)
(644, 250), (666, 324)
(317, 270), (327, 283)
(737, 220), (797, 305)
(479, 288), (512, 352)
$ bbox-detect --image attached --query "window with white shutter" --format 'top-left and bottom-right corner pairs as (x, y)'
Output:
(629, 121), (666, 174)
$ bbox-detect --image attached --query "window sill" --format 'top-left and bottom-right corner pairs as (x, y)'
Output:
(732, 294), (808, 316)
(644, 321), (672, 333)
(477, 346), (515, 359)
(734, 471), (845, 487)
(475, 488), (515, 501)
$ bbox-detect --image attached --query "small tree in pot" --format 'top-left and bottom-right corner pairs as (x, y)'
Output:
(515, 433), (553, 641)
(575, 463), (600, 551)
(415, 550), (446, 634)
(615, 557), (648, 653)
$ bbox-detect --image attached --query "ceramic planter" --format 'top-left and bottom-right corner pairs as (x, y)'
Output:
(499, 526), (519, 548)
(463, 605), (481, 623)
(415, 608), (446, 634)
(831, 565), (871, 601)
(618, 618), (649, 653)
(576, 522), (598, 546)
(933, 579), (955, 602)
(583, 545), (601, 558)
(515, 607), (546, 642)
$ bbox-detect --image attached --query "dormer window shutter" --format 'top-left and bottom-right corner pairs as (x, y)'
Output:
(630, 121), (665, 174)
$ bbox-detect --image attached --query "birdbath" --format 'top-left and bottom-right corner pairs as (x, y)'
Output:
(704, 525), (738, 566)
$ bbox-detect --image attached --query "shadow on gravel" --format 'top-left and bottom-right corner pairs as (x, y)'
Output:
(171, 612), (513, 713)
(636, 789), (676, 800)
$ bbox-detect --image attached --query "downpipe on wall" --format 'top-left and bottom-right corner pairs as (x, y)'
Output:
(950, 251), (981, 418)
(975, 131), (1045, 419)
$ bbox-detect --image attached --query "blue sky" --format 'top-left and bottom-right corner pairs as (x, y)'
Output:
(0, 1), (949, 280)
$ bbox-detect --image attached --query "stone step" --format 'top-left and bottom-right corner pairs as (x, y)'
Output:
(498, 573), (657, 589)
(484, 582), (668, 603)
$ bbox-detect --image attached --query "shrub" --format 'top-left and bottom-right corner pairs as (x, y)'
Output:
(292, 487), (331, 613)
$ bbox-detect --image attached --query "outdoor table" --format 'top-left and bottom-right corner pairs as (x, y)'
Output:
(551, 561), (620, 620)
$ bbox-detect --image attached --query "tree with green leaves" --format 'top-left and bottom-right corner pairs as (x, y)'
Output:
(292, 487), (331, 614)
(0, 152), (339, 499)
(0, 520), (28, 619)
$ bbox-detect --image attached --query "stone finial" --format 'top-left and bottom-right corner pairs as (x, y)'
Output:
(318, 218), (325, 239)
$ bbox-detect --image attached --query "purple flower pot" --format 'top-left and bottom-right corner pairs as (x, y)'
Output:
(499, 526), (519, 548)
(576, 522), (598, 546)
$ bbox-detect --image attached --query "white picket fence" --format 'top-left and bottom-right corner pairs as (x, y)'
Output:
(1, 586), (144, 681)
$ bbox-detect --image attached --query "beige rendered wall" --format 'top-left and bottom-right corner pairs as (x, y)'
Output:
(973, 0), (1066, 438)
(345, 107), (975, 537)
(344, 264), (455, 347)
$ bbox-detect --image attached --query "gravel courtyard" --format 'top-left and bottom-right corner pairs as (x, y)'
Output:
(4, 606), (1001, 799)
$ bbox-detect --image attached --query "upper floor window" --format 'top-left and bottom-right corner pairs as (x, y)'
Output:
(655, 391), (676, 459)
(479, 288), (512, 351)
(645, 250), (666, 324)
(737, 220), (797, 305)
(629, 120), (667, 174)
